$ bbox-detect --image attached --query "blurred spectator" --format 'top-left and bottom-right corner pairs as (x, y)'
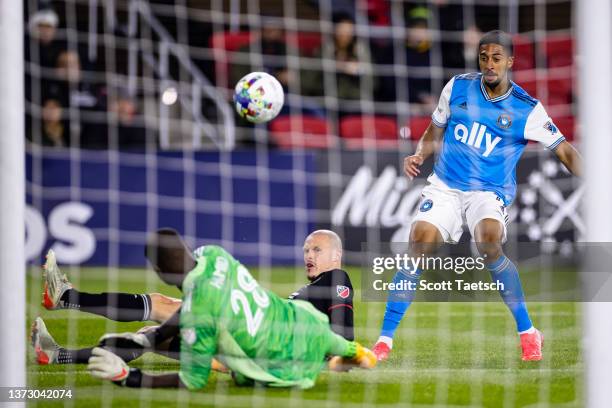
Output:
(438, 3), (467, 71)
(26, 9), (65, 69)
(229, 20), (295, 90)
(462, 25), (483, 71)
(108, 92), (148, 149)
(404, 7), (435, 110)
(45, 50), (107, 148)
(303, 13), (375, 105)
(40, 98), (69, 147)
(56, 50), (82, 83)
(53, 50), (105, 110)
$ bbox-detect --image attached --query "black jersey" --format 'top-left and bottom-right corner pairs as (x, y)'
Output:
(288, 269), (354, 341)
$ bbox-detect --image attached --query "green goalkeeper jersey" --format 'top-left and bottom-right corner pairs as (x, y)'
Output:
(178, 245), (348, 390)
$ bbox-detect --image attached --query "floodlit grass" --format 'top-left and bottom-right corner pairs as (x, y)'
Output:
(27, 266), (581, 407)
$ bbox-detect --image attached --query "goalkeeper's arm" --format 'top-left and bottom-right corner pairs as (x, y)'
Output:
(148, 309), (181, 348)
(99, 309), (181, 358)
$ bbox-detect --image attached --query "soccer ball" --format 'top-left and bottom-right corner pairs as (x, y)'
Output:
(233, 72), (284, 124)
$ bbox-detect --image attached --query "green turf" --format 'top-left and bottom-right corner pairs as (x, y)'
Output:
(26, 266), (582, 407)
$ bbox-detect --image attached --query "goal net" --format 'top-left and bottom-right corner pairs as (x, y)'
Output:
(21, 0), (590, 406)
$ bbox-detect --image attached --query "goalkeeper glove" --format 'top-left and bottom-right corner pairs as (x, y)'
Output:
(328, 343), (377, 371)
(87, 347), (142, 387)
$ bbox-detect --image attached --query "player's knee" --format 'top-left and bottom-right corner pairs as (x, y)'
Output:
(475, 238), (503, 261)
(477, 244), (503, 262)
(474, 219), (503, 242)
(409, 222), (442, 253)
(149, 293), (182, 323)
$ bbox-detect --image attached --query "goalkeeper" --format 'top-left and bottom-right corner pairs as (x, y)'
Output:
(54, 228), (374, 389)
(33, 229), (354, 367)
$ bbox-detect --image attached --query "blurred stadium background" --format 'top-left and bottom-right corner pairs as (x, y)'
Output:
(21, 0), (587, 406)
(25, 0), (580, 266)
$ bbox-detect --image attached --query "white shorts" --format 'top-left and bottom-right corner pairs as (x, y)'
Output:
(412, 173), (509, 244)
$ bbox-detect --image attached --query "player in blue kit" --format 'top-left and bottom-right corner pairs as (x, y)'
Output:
(372, 31), (581, 362)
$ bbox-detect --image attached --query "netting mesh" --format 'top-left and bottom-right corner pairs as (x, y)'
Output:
(25, 0), (581, 406)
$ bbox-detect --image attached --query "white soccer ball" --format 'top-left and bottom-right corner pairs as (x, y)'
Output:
(233, 72), (284, 124)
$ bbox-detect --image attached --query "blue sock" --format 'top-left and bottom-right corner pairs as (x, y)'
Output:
(380, 267), (423, 339)
(488, 255), (533, 332)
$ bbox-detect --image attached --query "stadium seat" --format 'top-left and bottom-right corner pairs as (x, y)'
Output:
(516, 79), (538, 98)
(552, 115), (575, 142)
(209, 31), (253, 88)
(268, 115), (337, 149)
(546, 77), (573, 106)
(514, 74), (573, 107)
(339, 115), (398, 149)
(406, 116), (432, 140)
(210, 31), (253, 52)
(287, 32), (322, 57)
(543, 35), (573, 68)
(513, 35), (535, 71)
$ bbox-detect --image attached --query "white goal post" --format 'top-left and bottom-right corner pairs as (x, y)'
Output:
(0, 0), (25, 392)
(579, 0), (612, 407)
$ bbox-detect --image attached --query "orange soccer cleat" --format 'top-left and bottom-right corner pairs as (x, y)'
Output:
(520, 328), (543, 361)
(372, 341), (391, 362)
(31, 317), (60, 365)
(42, 249), (72, 310)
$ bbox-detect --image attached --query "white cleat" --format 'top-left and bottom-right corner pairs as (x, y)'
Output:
(42, 249), (72, 310)
(31, 317), (60, 365)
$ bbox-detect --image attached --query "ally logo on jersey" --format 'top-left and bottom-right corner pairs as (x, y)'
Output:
(453, 121), (502, 158)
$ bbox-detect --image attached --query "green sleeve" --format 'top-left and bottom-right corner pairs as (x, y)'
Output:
(178, 266), (220, 391)
(178, 323), (218, 390)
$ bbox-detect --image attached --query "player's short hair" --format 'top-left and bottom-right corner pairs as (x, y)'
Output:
(308, 229), (343, 252)
(478, 30), (514, 56)
(145, 228), (194, 286)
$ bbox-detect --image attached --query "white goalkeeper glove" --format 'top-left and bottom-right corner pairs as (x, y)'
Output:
(87, 347), (130, 382)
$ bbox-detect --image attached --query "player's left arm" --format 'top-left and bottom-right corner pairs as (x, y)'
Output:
(553, 140), (582, 177)
(327, 270), (355, 341)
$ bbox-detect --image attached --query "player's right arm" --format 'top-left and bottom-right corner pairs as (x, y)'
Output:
(405, 124), (445, 179)
(87, 347), (188, 388)
(405, 77), (454, 179)
(97, 309), (181, 359)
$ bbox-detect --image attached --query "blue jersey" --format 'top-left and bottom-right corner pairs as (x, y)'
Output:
(430, 73), (565, 205)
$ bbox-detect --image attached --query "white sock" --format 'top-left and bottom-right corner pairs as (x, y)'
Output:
(518, 326), (535, 335)
(377, 336), (393, 349)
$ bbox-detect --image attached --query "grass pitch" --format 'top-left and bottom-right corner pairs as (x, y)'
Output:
(27, 266), (581, 407)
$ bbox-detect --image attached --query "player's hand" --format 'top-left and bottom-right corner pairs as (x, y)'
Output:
(404, 154), (424, 179)
(87, 347), (130, 382)
(328, 356), (353, 372)
(99, 332), (152, 350)
(211, 358), (230, 373)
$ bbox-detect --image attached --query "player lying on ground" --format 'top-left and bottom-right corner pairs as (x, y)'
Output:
(33, 230), (355, 366)
(74, 228), (374, 389)
(372, 30), (581, 362)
